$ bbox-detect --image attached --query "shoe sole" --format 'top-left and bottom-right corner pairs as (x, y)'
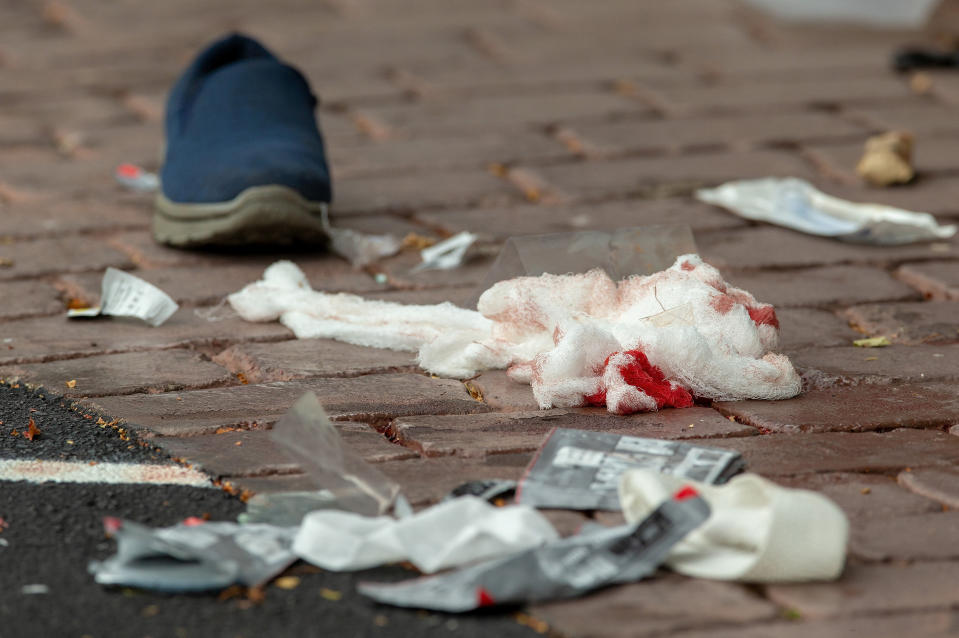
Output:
(154, 184), (329, 247)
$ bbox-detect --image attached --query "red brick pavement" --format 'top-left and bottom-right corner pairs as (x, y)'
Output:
(2, 1), (959, 635)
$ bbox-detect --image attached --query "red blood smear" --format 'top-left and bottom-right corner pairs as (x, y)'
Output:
(680, 260), (696, 272)
(182, 516), (206, 527)
(476, 587), (496, 607)
(747, 305), (779, 329)
(116, 163), (140, 178)
(673, 485), (699, 501)
(616, 350), (694, 409)
(709, 295), (736, 315)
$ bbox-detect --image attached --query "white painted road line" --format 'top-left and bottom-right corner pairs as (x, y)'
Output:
(0, 459), (212, 487)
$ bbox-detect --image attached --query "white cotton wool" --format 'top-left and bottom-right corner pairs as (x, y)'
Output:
(228, 255), (803, 413)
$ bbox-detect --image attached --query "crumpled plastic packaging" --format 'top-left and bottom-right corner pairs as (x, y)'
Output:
(270, 393), (401, 517)
(67, 267), (179, 327)
(619, 469), (849, 583)
(229, 253), (801, 414)
(321, 209), (402, 268)
(517, 428), (744, 510)
(89, 518), (298, 592)
(293, 495), (557, 573)
(357, 487), (710, 612)
(697, 177), (956, 245)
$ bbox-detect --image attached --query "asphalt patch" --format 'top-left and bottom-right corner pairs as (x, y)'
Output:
(0, 383), (165, 464)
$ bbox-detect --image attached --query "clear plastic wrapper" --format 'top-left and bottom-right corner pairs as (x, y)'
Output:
(270, 392), (400, 517)
(238, 490), (339, 526)
(357, 487), (710, 612)
(516, 428), (744, 510)
(696, 177), (957, 245)
(293, 496), (558, 573)
(68, 267), (179, 327)
(89, 518), (297, 592)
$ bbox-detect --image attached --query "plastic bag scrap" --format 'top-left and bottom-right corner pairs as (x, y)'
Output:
(89, 518), (297, 592)
(412, 231), (479, 272)
(320, 209), (402, 268)
(619, 470), (848, 583)
(697, 177), (957, 245)
(270, 393), (401, 517)
(67, 267), (178, 327)
(229, 253), (801, 413)
(517, 428), (743, 511)
(293, 495), (558, 573)
(357, 486), (710, 612)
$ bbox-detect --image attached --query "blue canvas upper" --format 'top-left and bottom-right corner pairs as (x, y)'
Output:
(161, 34), (332, 204)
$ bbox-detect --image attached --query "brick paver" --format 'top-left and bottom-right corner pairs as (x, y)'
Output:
(4, 0), (959, 635)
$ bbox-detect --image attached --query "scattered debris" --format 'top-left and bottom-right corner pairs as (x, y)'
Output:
(65, 379), (77, 389)
(89, 518), (298, 592)
(321, 209), (402, 268)
(357, 488), (709, 611)
(269, 393), (401, 517)
(293, 495), (558, 573)
(273, 576), (300, 590)
(0, 257), (14, 268)
(23, 417), (40, 442)
(21, 584), (50, 595)
(893, 46), (959, 72)
(620, 469), (848, 582)
(114, 163), (160, 192)
(412, 231), (478, 272)
(516, 428), (743, 510)
(401, 233), (438, 251)
(697, 177), (956, 245)
(853, 336), (892, 348)
(856, 131), (915, 186)
(443, 479), (517, 503)
(67, 267), (179, 327)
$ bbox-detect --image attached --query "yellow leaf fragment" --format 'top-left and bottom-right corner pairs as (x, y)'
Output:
(320, 587), (342, 601)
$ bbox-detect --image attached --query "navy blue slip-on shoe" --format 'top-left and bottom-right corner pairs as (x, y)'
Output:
(154, 33), (332, 246)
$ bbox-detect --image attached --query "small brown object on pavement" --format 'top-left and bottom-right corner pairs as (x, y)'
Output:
(856, 131), (915, 186)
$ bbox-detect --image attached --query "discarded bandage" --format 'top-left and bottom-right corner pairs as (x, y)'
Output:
(293, 496), (558, 573)
(516, 428), (744, 510)
(357, 486), (710, 612)
(697, 177), (956, 245)
(67, 267), (178, 326)
(619, 470), (848, 583)
(89, 518), (297, 592)
(229, 254), (801, 414)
